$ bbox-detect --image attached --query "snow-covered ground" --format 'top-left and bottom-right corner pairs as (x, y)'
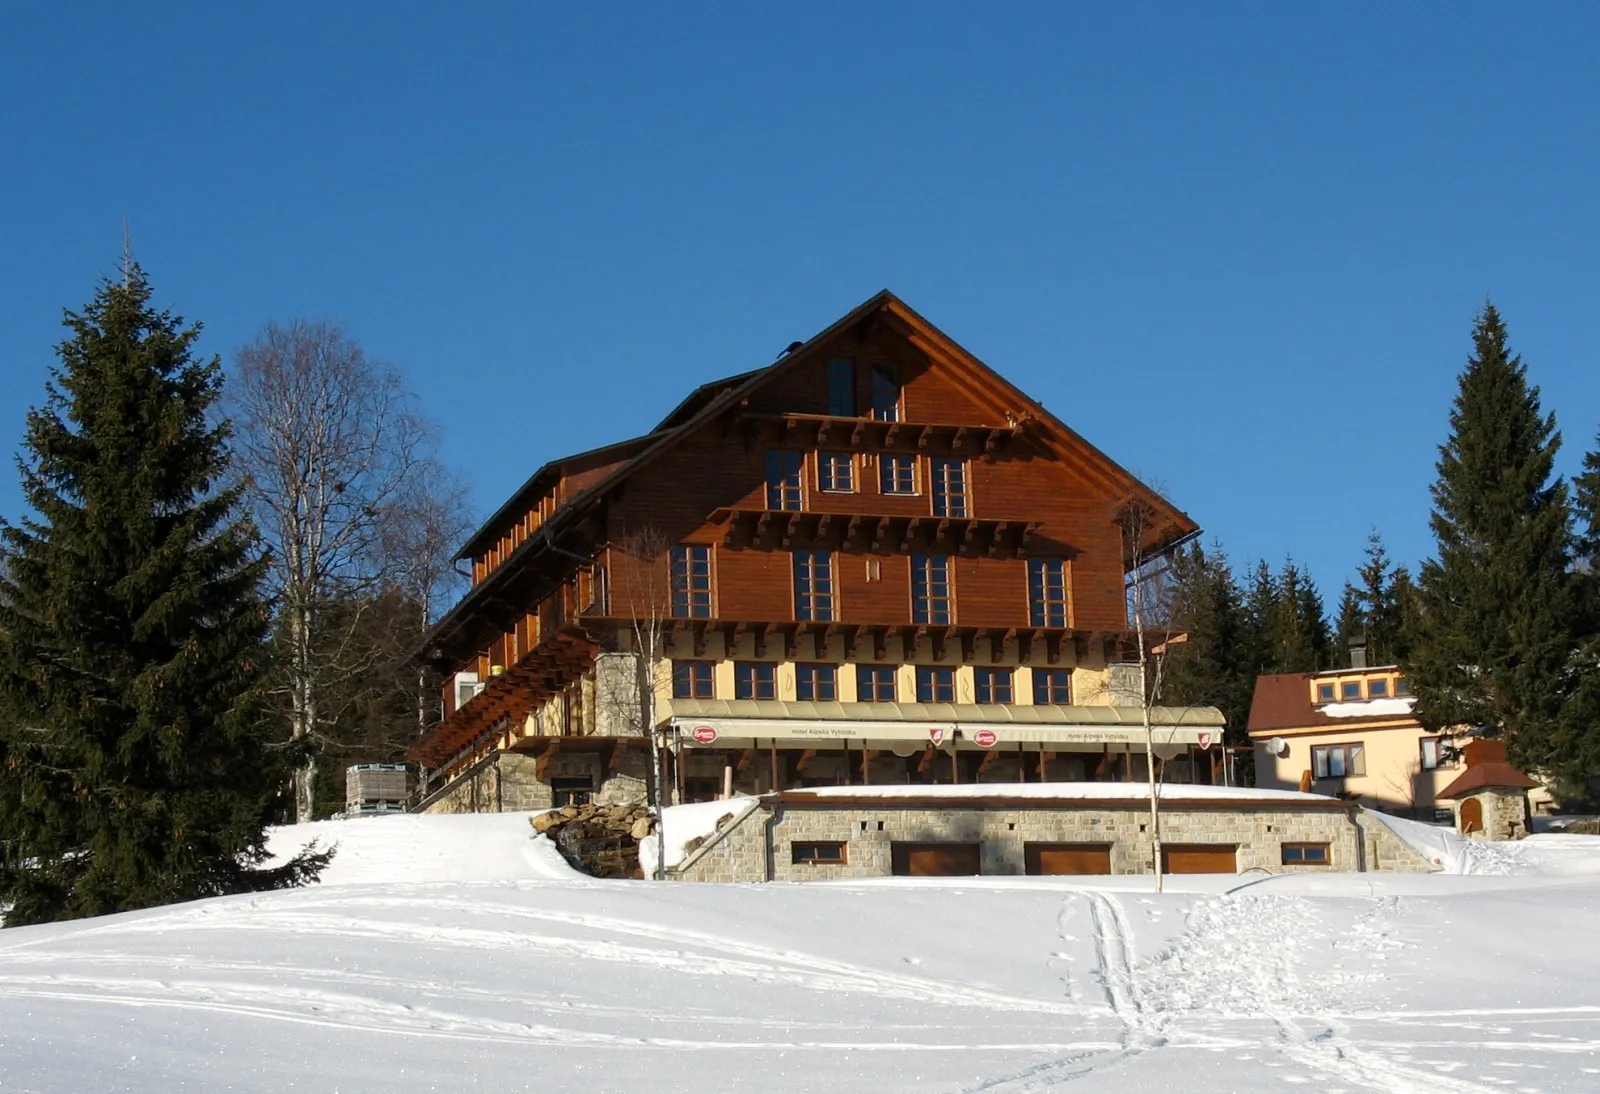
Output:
(0, 814), (1597, 1092)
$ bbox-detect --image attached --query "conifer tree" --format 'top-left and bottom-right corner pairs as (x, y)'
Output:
(1412, 303), (1580, 787)
(1270, 559), (1331, 673)
(1161, 542), (1253, 744)
(1334, 531), (1417, 667)
(0, 264), (329, 925)
(1557, 431), (1600, 795)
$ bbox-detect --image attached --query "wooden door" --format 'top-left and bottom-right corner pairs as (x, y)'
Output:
(1459, 797), (1483, 835)
(891, 842), (981, 876)
(1025, 843), (1113, 875)
(1161, 844), (1238, 874)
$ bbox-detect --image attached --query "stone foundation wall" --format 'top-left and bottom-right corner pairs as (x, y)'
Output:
(1355, 812), (1439, 872)
(418, 749), (649, 815)
(675, 802), (1391, 882)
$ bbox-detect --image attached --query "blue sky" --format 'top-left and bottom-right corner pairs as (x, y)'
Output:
(4, 3), (1598, 600)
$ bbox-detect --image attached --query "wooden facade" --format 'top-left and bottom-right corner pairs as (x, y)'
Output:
(411, 291), (1219, 809)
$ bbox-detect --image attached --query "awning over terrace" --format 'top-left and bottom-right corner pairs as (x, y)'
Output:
(660, 698), (1224, 748)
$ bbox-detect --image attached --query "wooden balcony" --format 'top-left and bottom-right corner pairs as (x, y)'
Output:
(729, 411), (1024, 455)
(706, 508), (1044, 557)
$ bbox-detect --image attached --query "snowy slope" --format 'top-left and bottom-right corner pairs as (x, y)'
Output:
(0, 813), (1597, 1093)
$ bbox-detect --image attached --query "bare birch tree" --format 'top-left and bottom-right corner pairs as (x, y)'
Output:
(228, 320), (453, 822)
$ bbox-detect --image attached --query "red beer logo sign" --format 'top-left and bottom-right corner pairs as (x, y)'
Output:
(972, 729), (999, 749)
(691, 725), (718, 745)
(1197, 732), (1213, 751)
(928, 727), (946, 746)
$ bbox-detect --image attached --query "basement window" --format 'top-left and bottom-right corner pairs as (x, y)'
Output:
(1281, 843), (1330, 866)
(551, 777), (592, 807)
(792, 841), (847, 865)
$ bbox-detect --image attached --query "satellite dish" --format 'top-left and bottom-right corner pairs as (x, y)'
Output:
(1268, 737), (1289, 757)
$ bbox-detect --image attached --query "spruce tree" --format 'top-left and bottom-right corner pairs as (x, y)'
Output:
(1270, 559), (1331, 673)
(0, 264), (329, 924)
(1412, 303), (1579, 788)
(1161, 542), (1253, 744)
(1335, 530), (1416, 667)
(1557, 431), (1600, 797)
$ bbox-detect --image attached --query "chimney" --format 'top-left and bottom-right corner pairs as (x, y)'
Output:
(1348, 643), (1368, 670)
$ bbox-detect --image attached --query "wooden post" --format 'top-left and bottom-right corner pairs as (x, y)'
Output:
(951, 746), (959, 784)
(770, 743), (779, 792)
(843, 740), (853, 786)
(722, 760), (733, 800)
(1017, 742), (1026, 783)
(861, 746), (872, 785)
(1038, 747), (1046, 782)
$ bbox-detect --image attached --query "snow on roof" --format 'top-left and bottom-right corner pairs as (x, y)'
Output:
(776, 782), (1341, 804)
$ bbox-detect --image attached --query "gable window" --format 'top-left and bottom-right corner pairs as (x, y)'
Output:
(1033, 668), (1072, 705)
(826, 359), (856, 417)
(1368, 678), (1389, 698)
(1316, 682), (1336, 703)
(975, 667), (1013, 704)
(818, 452), (855, 493)
(930, 458), (968, 517)
(870, 363), (901, 422)
(765, 450), (804, 511)
(734, 662), (777, 701)
(915, 665), (956, 703)
(1340, 680), (1363, 700)
(880, 453), (917, 495)
(1027, 559), (1068, 627)
(1419, 736), (1446, 771)
(1281, 843), (1330, 866)
(1311, 742), (1365, 780)
(793, 550), (836, 621)
(857, 665), (896, 702)
(796, 663), (838, 702)
(672, 660), (714, 700)
(911, 554), (953, 624)
(669, 545), (712, 619)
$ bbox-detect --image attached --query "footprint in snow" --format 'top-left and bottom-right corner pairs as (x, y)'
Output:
(901, 957), (922, 965)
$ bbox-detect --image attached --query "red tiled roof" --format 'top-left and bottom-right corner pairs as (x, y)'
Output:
(1246, 672), (1421, 734)
(1436, 763), (1540, 799)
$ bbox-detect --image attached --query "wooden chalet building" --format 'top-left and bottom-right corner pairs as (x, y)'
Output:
(411, 291), (1224, 814)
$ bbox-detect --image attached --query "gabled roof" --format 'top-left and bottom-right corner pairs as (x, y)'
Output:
(1437, 764), (1540, 798)
(1247, 671), (1419, 734)
(424, 290), (1199, 665)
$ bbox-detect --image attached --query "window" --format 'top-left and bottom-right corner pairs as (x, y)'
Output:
(1316, 682), (1336, 703)
(857, 665), (896, 702)
(1311, 742), (1366, 779)
(1368, 678), (1389, 698)
(734, 662), (776, 701)
(975, 667), (1013, 704)
(826, 359), (855, 416)
(793, 550), (836, 621)
(818, 451), (855, 493)
(792, 841), (847, 865)
(550, 777), (592, 808)
(930, 458), (968, 517)
(1281, 843), (1330, 866)
(1027, 559), (1068, 627)
(765, 450), (804, 511)
(880, 453), (917, 495)
(1395, 677), (1412, 696)
(912, 554), (953, 624)
(796, 663), (838, 701)
(1420, 736), (1446, 771)
(1340, 680), (1363, 700)
(870, 362), (900, 421)
(1033, 668), (1072, 705)
(669, 545), (712, 619)
(672, 660), (714, 699)
(915, 665), (956, 703)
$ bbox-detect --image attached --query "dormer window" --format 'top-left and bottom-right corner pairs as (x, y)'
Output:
(1316, 682), (1335, 703)
(1368, 678), (1389, 698)
(1395, 677), (1412, 696)
(1341, 680), (1363, 700)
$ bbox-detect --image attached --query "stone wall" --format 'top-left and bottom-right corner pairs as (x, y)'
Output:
(418, 750), (649, 815)
(1355, 811), (1438, 872)
(674, 800), (1396, 882)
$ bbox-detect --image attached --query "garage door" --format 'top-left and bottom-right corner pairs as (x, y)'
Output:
(1026, 843), (1113, 876)
(1161, 844), (1237, 874)
(891, 842), (982, 877)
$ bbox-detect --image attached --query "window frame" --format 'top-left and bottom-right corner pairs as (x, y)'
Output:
(857, 664), (897, 703)
(1033, 667), (1072, 705)
(974, 666), (1013, 704)
(817, 451), (856, 493)
(1311, 742), (1366, 780)
(1368, 678), (1390, 698)
(1281, 842), (1331, 866)
(879, 452), (918, 495)
(870, 362), (901, 422)
(911, 553), (954, 625)
(1316, 682), (1336, 703)
(669, 544), (713, 619)
(929, 457), (968, 518)
(795, 663), (838, 702)
(672, 660), (715, 700)
(734, 661), (777, 701)
(1340, 680), (1364, 700)
(1394, 676), (1412, 696)
(792, 549), (836, 622)
(1419, 736), (1445, 771)
(826, 359), (856, 417)
(1027, 558), (1068, 628)
(765, 450), (805, 511)
(915, 665), (956, 704)
(791, 841), (848, 865)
